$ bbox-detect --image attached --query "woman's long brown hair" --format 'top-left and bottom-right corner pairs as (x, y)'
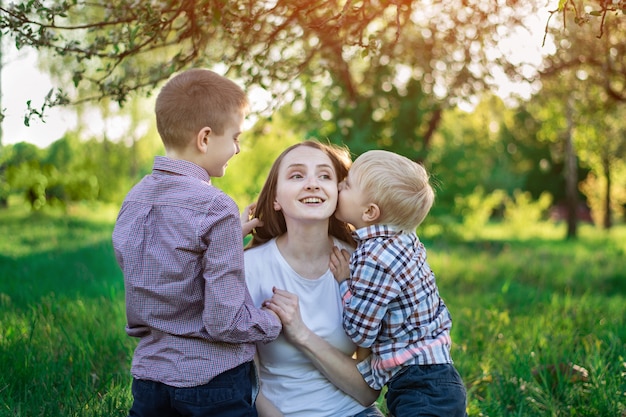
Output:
(246, 140), (355, 249)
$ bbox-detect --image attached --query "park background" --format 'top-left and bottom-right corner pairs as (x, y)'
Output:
(0, 0), (625, 416)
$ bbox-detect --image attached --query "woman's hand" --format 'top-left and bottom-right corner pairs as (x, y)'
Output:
(263, 287), (312, 345)
(329, 246), (351, 284)
(263, 287), (380, 406)
(241, 202), (263, 237)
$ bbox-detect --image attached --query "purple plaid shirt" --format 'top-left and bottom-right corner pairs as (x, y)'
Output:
(339, 224), (453, 389)
(112, 156), (280, 387)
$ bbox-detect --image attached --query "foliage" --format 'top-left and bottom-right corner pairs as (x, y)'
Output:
(3, 89), (624, 233)
(502, 190), (554, 236)
(542, 2), (625, 102)
(453, 188), (554, 239)
(455, 187), (506, 238)
(550, 0), (626, 41)
(574, 95), (626, 228)
(533, 8), (626, 230)
(426, 94), (562, 221)
(1, 0), (623, 123)
(1, 127), (162, 210)
(3, 0), (624, 232)
(0, 0), (543, 129)
(1, 206), (625, 416)
(531, 0), (625, 230)
(580, 172), (626, 225)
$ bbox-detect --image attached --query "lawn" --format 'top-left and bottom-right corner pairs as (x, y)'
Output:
(1, 203), (625, 416)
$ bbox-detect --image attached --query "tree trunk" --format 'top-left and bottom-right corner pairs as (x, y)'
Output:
(564, 97), (578, 240)
(602, 154), (612, 229)
(0, 21), (7, 209)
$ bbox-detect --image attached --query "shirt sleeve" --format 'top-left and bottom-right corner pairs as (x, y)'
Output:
(342, 255), (401, 348)
(201, 194), (281, 343)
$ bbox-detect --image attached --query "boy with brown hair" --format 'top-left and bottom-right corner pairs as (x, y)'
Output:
(331, 150), (467, 417)
(112, 69), (281, 417)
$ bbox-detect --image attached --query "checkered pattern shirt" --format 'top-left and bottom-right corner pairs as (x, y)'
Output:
(338, 224), (453, 389)
(112, 156), (280, 387)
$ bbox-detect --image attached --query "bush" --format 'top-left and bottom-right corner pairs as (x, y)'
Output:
(503, 190), (553, 236)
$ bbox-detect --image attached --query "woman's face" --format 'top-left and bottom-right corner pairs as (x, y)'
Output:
(273, 146), (339, 224)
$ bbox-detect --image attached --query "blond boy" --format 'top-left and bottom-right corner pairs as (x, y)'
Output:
(112, 69), (280, 417)
(331, 150), (467, 417)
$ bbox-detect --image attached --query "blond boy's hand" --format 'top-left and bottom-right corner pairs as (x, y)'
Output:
(241, 202), (263, 237)
(329, 246), (351, 284)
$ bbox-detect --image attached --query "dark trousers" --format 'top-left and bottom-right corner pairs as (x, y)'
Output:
(128, 361), (258, 417)
(385, 363), (467, 417)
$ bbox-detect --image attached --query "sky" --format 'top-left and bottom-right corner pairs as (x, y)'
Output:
(0, 47), (271, 149)
(2, 49), (79, 148)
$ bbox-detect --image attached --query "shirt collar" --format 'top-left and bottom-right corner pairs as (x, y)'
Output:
(153, 156), (211, 184)
(352, 224), (403, 242)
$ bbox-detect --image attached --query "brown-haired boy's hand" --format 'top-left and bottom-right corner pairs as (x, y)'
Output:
(241, 202), (263, 237)
(329, 246), (351, 284)
(263, 287), (311, 346)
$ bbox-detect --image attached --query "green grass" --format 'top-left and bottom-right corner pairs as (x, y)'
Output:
(1, 205), (625, 416)
(420, 224), (626, 417)
(0, 203), (134, 417)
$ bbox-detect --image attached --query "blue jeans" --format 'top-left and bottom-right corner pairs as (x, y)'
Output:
(351, 405), (386, 417)
(385, 364), (467, 417)
(128, 361), (258, 417)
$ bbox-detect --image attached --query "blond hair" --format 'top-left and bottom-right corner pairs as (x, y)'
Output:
(351, 150), (434, 233)
(155, 69), (249, 150)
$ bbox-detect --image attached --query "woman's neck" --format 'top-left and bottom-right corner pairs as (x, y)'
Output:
(276, 223), (334, 279)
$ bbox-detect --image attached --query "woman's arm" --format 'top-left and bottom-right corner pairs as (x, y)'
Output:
(264, 288), (380, 406)
(256, 392), (284, 417)
(254, 354), (284, 417)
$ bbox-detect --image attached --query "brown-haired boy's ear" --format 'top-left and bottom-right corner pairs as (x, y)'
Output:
(196, 127), (212, 153)
(362, 203), (380, 223)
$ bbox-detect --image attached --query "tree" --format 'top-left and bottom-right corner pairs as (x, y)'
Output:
(255, 0), (547, 161)
(0, 0), (542, 123)
(576, 93), (626, 228)
(547, 0), (626, 41)
(427, 94), (561, 222)
(541, 2), (625, 102)
(538, 5), (626, 231)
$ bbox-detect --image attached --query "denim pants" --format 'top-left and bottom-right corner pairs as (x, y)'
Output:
(385, 363), (467, 417)
(351, 404), (386, 417)
(128, 361), (258, 417)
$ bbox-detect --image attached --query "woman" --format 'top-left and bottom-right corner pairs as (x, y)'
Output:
(244, 140), (383, 417)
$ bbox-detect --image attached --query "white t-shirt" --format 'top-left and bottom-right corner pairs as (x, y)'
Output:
(245, 238), (366, 417)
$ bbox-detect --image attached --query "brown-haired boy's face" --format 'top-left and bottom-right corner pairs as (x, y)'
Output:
(200, 111), (244, 178)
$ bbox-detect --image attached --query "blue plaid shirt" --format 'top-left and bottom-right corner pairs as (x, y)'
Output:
(338, 224), (453, 389)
